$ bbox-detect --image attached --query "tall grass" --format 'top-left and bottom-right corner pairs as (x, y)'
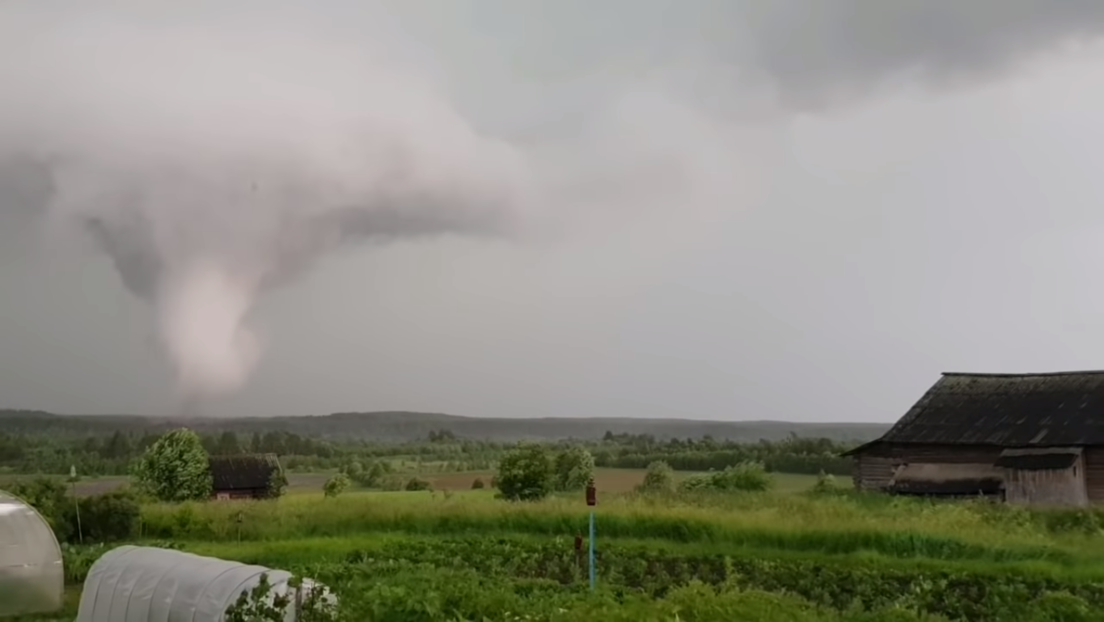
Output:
(137, 489), (1104, 568)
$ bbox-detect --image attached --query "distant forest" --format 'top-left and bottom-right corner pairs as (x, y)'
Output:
(0, 409), (887, 442)
(0, 409), (887, 478)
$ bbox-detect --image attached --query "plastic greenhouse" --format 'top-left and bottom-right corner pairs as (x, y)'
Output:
(0, 489), (64, 618)
(76, 545), (335, 622)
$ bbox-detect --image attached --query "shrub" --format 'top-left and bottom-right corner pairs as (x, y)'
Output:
(637, 460), (675, 493)
(377, 475), (406, 491)
(4, 477), (72, 540)
(495, 443), (555, 501)
(680, 462), (773, 493)
(323, 473), (351, 498)
(404, 477), (431, 492)
(553, 445), (595, 491)
(266, 469), (289, 499)
(471, 478), (486, 489)
(74, 489), (141, 542)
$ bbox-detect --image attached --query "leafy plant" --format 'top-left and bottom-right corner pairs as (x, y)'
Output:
(405, 477), (431, 491)
(680, 462), (773, 493)
(495, 443), (554, 501)
(636, 460), (675, 493)
(224, 572), (337, 622)
(323, 473), (351, 498)
(553, 445), (596, 491)
(132, 428), (213, 502)
(266, 467), (289, 499)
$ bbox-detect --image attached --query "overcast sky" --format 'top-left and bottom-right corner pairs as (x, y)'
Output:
(4, 1), (1104, 422)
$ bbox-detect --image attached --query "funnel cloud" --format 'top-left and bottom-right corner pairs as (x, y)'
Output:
(3, 1), (1104, 416)
(0, 4), (525, 401)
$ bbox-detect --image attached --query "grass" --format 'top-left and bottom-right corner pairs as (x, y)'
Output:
(20, 471), (1104, 621)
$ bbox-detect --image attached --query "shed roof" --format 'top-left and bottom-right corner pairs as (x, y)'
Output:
(855, 371), (1104, 451)
(208, 454), (280, 491)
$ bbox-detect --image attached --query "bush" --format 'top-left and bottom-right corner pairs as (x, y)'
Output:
(636, 460), (675, 493)
(471, 478), (486, 489)
(553, 445), (595, 491)
(74, 489), (141, 542)
(266, 469), (289, 499)
(4, 478), (138, 544)
(377, 475), (406, 491)
(404, 477), (431, 492)
(495, 443), (554, 501)
(323, 473), (351, 498)
(680, 462), (773, 493)
(4, 477), (72, 540)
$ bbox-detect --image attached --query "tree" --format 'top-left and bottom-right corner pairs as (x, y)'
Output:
(495, 443), (554, 501)
(214, 431), (242, 455)
(323, 473), (351, 498)
(637, 460), (675, 493)
(553, 445), (595, 491)
(132, 428), (213, 502)
(266, 468), (289, 499)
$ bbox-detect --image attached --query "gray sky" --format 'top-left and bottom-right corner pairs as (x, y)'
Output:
(3, 1), (1104, 421)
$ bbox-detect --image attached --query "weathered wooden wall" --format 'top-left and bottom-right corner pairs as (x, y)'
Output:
(1003, 465), (1086, 507)
(1083, 446), (1104, 503)
(997, 447), (1087, 507)
(851, 443), (1002, 491)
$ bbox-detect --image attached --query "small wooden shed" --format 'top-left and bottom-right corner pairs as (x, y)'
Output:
(208, 454), (282, 500)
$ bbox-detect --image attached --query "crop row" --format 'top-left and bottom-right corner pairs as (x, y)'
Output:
(137, 498), (1092, 567)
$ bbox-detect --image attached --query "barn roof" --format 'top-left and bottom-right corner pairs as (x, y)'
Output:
(846, 371), (1104, 453)
(208, 454), (280, 491)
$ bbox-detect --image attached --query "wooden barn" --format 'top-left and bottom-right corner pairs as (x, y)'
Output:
(208, 453), (283, 500)
(843, 371), (1104, 508)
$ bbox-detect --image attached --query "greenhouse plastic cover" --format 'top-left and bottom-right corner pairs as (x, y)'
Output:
(76, 545), (333, 622)
(0, 489), (65, 618)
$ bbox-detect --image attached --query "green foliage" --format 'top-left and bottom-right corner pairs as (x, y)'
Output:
(5, 477), (73, 539)
(224, 572), (337, 622)
(75, 488), (140, 542)
(323, 473), (351, 498)
(471, 477), (485, 489)
(680, 462), (773, 492)
(404, 477), (431, 491)
(346, 461), (391, 488)
(5, 477), (138, 544)
(266, 468), (289, 499)
(637, 460), (676, 493)
(495, 443), (554, 501)
(132, 428), (213, 502)
(553, 445), (595, 491)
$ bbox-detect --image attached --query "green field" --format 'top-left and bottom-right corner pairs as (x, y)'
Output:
(25, 470), (1104, 622)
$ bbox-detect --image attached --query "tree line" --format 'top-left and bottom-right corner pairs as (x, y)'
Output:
(0, 427), (857, 477)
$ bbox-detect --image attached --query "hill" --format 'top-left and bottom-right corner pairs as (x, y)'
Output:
(0, 409), (888, 442)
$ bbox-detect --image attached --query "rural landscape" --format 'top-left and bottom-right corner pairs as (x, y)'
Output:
(3, 408), (1104, 621)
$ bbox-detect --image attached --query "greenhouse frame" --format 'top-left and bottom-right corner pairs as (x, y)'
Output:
(0, 489), (65, 618)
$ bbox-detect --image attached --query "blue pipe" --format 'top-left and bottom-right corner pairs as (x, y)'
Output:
(588, 510), (596, 590)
